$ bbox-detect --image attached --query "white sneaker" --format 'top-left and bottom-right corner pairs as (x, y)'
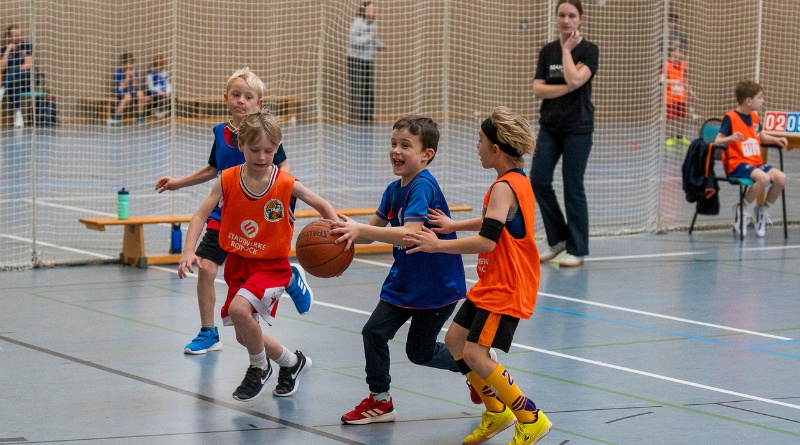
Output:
(13, 109), (24, 128)
(559, 254), (584, 267)
(755, 205), (772, 238)
(539, 241), (566, 262)
(0, 86), (6, 103)
(733, 204), (754, 236)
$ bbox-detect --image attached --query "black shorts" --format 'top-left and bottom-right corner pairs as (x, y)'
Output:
(195, 228), (227, 266)
(452, 298), (520, 353)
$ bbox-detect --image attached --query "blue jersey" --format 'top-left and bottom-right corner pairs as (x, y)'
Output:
(146, 69), (170, 96)
(115, 68), (139, 99)
(208, 122), (287, 221)
(376, 169), (466, 309)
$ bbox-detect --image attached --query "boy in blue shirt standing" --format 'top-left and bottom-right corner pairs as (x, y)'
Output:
(332, 116), (467, 424)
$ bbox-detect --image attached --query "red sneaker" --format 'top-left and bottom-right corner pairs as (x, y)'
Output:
(341, 394), (397, 425)
(467, 380), (482, 404)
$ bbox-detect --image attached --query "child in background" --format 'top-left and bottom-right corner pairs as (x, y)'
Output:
(146, 54), (171, 119)
(661, 42), (694, 148)
(155, 68), (314, 355)
(404, 107), (552, 445)
(178, 108), (337, 401)
(332, 116), (467, 425)
(715, 80), (787, 237)
(110, 53), (148, 125)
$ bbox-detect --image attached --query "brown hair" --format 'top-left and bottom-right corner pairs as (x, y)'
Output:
(735, 80), (762, 104)
(557, 0), (583, 16)
(238, 107), (282, 148)
(393, 116), (440, 164)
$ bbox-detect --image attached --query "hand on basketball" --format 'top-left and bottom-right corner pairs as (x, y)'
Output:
(403, 227), (439, 254)
(155, 177), (179, 193)
(178, 253), (202, 278)
(330, 214), (358, 250)
(426, 208), (455, 234)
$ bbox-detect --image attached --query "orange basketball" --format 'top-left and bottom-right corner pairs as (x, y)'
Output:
(295, 219), (353, 278)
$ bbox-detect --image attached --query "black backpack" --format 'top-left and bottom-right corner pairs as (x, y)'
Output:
(681, 138), (720, 215)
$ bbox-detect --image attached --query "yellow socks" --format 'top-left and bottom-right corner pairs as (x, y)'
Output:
(483, 364), (536, 423)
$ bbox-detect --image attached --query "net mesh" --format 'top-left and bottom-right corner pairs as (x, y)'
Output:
(2, 0), (799, 269)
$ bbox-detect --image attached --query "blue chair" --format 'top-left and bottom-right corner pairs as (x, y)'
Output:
(689, 118), (787, 239)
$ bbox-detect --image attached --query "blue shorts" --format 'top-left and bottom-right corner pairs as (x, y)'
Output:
(729, 163), (772, 179)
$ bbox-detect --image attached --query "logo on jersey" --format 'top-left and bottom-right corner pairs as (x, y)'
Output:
(240, 219), (259, 238)
(264, 199), (284, 222)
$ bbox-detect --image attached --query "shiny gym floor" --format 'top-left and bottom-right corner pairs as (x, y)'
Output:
(2, 228), (800, 445)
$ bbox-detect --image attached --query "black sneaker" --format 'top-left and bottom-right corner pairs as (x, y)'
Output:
(232, 364), (273, 402)
(273, 350), (312, 397)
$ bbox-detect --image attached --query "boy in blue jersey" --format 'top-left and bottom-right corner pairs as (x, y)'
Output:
(109, 53), (149, 125)
(332, 116), (467, 425)
(155, 68), (314, 357)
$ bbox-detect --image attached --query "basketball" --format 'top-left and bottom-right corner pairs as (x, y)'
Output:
(295, 219), (353, 278)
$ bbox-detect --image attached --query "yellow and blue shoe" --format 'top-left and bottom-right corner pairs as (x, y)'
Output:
(508, 410), (552, 445)
(463, 406), (516, 445)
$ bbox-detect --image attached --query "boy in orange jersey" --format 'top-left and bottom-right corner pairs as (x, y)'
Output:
(178, 107), (338, 402)
(404, 107), (552, 445)
(661, 42), (694, 148)
(715, 80), (788, 237)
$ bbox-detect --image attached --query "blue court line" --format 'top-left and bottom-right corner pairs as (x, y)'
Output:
(749, 339), (800, 347)
(539, 306), (800, 361)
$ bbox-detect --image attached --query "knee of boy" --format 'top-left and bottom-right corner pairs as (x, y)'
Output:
(405, 345), (433, 365)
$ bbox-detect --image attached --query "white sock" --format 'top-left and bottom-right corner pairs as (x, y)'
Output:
(372, 392), (391, 402)
(744, 200), (756, 214)
(275, 347), (298, 368)
(249, 350), (269, 370)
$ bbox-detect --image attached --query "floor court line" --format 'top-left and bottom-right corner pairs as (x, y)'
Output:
(22, 240), (800, 414)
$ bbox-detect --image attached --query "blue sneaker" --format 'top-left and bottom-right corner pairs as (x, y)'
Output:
(286, 263), (314, 314)
(184, 327), (222, 355)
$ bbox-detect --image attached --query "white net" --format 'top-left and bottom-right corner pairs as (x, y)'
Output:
(2, 0), (799, 269)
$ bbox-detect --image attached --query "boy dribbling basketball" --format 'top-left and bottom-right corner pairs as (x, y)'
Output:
(178, 108), (338, 402)
(155, 68), (315, 356)
(331, 116), (467, 425)
(404, 107), (552, 445)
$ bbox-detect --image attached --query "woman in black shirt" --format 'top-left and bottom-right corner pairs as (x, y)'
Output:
(531, 0), (598, 267)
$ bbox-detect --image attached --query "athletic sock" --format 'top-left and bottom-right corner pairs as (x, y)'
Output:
(249, 350), (269, 370)
(201, 323), (215, 330)
(274, 347), (298, 368)
(484, 364), (537, 423)
(372, 391), (391, 402)
(467, 371), (505, 412)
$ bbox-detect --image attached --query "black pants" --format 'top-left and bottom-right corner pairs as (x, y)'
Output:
(530, 129), (592, 257)
(348, 56), (374, 121)
(362, 299), (459, 394)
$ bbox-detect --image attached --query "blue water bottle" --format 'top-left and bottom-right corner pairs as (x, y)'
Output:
(117, 188), (129, 220)
(170, 223), (183, 253)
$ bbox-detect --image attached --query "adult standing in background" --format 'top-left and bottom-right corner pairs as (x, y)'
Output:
(347, 1), (384, 122)
(530, 0), (598, 267)
(0, 25), (34, 128)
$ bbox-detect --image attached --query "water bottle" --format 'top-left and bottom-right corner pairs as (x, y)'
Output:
(117, 188), (129, 220)
(170, 223), (182, 253)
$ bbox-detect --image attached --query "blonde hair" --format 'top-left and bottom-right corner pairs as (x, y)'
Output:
(238, 107), (282, 148)
(226, 67), (266, 98)
(489, 106), (535, 167)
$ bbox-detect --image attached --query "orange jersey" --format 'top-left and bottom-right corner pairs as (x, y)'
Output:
(721, 110), (762, 174)
(665, 60), (687, 104)
(467, 171), (540, 319)
(219, 164), (297, 259)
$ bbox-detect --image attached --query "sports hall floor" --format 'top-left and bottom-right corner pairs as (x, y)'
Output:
(3, 228), (800, 444)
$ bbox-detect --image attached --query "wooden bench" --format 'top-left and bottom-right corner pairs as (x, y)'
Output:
(177, 94), (312, 121)
(79, 205), (472, 268)
(77, 96), (116, 123)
